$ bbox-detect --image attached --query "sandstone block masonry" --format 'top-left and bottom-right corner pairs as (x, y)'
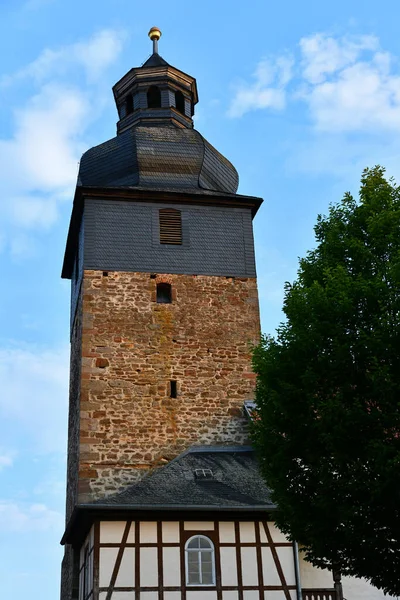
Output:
(76, 270), (261, 502)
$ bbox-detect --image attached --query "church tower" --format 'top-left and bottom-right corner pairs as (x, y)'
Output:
(60, 28), (309, 600)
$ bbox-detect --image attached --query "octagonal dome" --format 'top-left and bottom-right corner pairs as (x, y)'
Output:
(78, 126), (239, 194)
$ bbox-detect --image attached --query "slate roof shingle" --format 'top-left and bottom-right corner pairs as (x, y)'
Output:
(78, 126), (239, 195)
(92, 446), (275, 510)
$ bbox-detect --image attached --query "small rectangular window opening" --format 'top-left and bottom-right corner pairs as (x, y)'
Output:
(170, 380), (177, 398)
(159, 208), (182, 245)
(157, 282), (172, 304)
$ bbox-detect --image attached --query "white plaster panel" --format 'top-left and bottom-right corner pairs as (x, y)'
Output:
(100, 521), (135, 544)
(276, 547), (295, 586)
(140, 547), (158, 586)
(243, 592), (259, 600)
(342, 575), (392, 600)
(259, 522), (268, 543)
(187, 592), (217, 600)
(222, 592), (239, 600)
(140, 522), (158, 543)
(299, 561), (390, 600)
(261, 547), (281, 586)
(220, 547), (237, 586)
(240, 546), (258, 585)
(269, 522), (288, 543)
(164, 593), (182, 600)
(239, 522), (256, 543)
(140, 594), (158, 600)
(99, 547), (118, 587)
(219, 521), (235, 543)
(184, 521), (214, 530)
(115, 548), (135, 587)
(112, 594), (135, 600)
(264, 592), (287, 600)
(99, 593), (106, 600)
(298, 554), (332, 588)
(162, 521), (180, 543)
(163, 547), (181, 586)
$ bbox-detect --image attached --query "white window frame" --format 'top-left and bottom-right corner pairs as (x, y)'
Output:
(185, 534), (216, 586)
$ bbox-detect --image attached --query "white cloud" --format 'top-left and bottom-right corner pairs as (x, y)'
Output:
(0, 345), (69, 454)
(229, 32), (400, 135)
(0, 453), (13, 471)
(300, 33), (379, 84)
(228, 55), (294, 118)
(2, 29), (125, 86)
(0, 501), (62, 532)
(4, 84), (87, 192)
(300, 33), (400, 133)
(0, 29), (125, 255)
(77, 30), (126, 82)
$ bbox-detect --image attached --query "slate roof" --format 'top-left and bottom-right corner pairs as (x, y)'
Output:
(92, 446), (275, 510)
(142, 52), (169, 68)
(78, 126), (239, 194)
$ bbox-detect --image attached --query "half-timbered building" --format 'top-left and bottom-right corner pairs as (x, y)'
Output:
(60, 27), (393, 600)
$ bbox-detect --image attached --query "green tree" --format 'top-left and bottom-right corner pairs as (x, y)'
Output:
(252, 167), (400, 596)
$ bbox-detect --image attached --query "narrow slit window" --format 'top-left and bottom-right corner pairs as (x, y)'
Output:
(175, 90), (185, 115)
(147, 85), (161, 108)
(157, 282), (172, 304)
(159, 208), (182, 245)
(126, 93), (134, 115)
(170, 380), (177, 398)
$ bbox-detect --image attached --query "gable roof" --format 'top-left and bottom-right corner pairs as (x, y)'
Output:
(61, 446), (275, 545)
(94, 446), (274, 510)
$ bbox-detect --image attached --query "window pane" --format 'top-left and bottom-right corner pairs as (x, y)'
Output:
(199, 538), (212, 548)
(202, 569), (214, 584)
(188, 538), (200, 549)
(188, 555), (200, 584)
(188, 552), (198, 564)
(201, 552), (212, 563)
(188, 571), (200, 584)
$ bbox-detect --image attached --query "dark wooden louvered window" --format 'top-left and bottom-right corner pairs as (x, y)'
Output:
(159, 209), (182, 245)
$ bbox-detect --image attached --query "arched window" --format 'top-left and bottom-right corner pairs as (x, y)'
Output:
(185, 535), (215, 586)
(126, 93), (134, 115)
(157, 282), (172, 304)
(175, 90), (185, 115)
(147, 85), (161, 108)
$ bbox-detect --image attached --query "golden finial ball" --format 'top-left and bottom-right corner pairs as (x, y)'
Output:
(148, 27), (162, 41)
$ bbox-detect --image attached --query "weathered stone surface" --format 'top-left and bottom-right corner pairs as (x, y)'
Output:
(73, 270), (260, 502)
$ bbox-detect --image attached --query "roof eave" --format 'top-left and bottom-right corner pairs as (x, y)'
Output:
(61, 185), (264, 280)
(61, 503), (278, 546)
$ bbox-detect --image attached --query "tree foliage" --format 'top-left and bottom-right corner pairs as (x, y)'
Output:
(252, 167), (400, 595)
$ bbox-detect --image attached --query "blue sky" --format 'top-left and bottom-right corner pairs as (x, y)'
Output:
(1, 1), (400, 598)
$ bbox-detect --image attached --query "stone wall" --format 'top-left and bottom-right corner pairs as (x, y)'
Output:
(77, 270), (260, 502)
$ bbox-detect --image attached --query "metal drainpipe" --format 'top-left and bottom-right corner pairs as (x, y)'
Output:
(293, 541), (303, 600)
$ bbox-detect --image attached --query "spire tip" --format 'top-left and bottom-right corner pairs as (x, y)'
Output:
(148, 27), (162, 53)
